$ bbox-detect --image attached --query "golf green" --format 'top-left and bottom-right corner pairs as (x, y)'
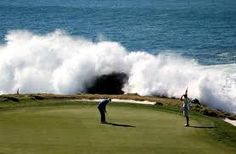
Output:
(0, 102), (235, 154)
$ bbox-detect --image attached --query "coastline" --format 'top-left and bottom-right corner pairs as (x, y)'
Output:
(1, 93), (235, 127)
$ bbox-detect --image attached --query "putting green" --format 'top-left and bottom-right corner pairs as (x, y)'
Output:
(0, 102), (235, 154)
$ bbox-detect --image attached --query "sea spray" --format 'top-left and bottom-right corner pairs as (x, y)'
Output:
(0, 30), (235, 113)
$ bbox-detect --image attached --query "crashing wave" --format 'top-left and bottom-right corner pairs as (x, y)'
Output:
(0, 30), (235, 113)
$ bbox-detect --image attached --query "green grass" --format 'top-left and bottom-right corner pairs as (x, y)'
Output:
(0, 100), (235, 154)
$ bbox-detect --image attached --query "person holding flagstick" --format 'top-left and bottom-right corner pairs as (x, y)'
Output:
(180, 88), (192, 127)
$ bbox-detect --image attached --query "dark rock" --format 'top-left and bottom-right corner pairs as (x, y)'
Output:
(2, 96), (19, 102)
(33, 95), (44, 100)
(191, 98), (201, 105)
(155, 102), (163, 106)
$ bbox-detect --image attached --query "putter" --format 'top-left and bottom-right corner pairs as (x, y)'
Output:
(106, 112), (110, 122)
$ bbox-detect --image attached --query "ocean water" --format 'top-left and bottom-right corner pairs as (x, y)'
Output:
(1, 0), (236, 64)
(0, 0), (235, 113)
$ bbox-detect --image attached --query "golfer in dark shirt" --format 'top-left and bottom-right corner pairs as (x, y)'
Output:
(97, 98), (111, 123)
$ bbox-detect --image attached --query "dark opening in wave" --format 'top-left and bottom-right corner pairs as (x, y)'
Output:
(86, 72), (128, 94)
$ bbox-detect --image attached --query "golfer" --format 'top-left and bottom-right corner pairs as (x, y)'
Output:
(97, 98), (111, 124)
(180, 91), (191, 127)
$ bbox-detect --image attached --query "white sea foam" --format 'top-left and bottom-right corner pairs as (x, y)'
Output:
(0, 30), (235, 113)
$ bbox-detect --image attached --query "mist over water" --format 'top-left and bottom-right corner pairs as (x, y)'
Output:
(0, 30), (235, 113)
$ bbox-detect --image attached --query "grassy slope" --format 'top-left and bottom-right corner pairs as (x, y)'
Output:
(0, 99), (235, 154)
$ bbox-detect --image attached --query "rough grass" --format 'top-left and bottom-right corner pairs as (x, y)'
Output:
(0, 98), (235, 154)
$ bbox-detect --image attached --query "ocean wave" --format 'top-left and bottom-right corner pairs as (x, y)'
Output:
(0, 30), (235, 113)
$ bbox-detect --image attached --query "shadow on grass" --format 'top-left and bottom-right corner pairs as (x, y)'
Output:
(189, 125), (216, 129)
(104, 122), (136, 128)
